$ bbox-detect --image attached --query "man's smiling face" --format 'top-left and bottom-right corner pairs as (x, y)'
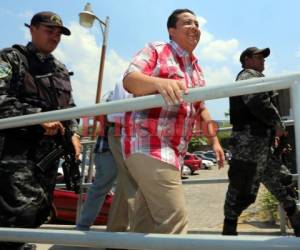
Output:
(168, 12), (201, 54)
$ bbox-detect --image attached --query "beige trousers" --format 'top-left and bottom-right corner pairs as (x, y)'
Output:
(106, 127), (138, 232)
(125, 153), (188, 234)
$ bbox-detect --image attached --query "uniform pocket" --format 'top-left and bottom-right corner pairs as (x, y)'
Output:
(51, 73), (72, 107)
(23, 72), (40, 95)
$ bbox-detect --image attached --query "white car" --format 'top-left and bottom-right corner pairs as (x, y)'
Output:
(182, 165), (191, 177)
(201, 159), (214, 169)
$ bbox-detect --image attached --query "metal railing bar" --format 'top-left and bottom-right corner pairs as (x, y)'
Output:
(217, 120), (294, 132)
(0, 228), (299, 250)
(0, 73), (298, 130)
(182, 178), (228, 185)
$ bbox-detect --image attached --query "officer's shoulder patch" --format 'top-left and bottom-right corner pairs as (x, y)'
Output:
(0, 60), (12, 79)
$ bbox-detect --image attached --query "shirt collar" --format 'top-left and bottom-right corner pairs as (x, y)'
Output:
(169, 40), (198, 64)
(26, 42), (54, 62)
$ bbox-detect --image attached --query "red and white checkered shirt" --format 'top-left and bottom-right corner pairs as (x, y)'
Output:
(122, 41), (206, 169)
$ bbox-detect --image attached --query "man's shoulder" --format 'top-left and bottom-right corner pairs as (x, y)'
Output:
(148, 41), (167, 46)
(146, 41), (169, 50)
(143, 41), (174, 56)
(0, 46), (14, 55)
(236, 69), (264, 81)
(1, 45), (23, 60)
(0, 45), (26, 73)
(52, 57), (68, 72)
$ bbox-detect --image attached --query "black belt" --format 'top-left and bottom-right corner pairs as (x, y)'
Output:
(232, 125), (274, 136)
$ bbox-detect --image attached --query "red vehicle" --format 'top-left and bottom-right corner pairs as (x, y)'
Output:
(49, 174), (113, 225)
(184, 152), (202, 174)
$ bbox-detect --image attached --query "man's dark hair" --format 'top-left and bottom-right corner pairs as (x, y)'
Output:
(167, 9), (195, 29)
(167, 9), (195, 40)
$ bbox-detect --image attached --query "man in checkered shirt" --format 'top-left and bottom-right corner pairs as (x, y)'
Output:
(121, 9), (225, 235)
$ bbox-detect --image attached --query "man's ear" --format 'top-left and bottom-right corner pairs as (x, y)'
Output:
(244, 56), (251, 63)
(168, 27), (175, 40)
(29, 25), (36, 35)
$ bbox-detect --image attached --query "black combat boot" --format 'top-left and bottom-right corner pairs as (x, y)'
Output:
(20, 243), (37, 250)
(222, 218), (238, 235)
(0, 242), (36, 250)
(288, 210), (300, 237)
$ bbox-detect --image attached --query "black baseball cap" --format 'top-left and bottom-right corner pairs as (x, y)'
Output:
(240, 47), (270, 64)
(25, 11), (71, 36)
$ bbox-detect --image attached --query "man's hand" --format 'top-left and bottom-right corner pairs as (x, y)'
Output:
(41, 121), (65, 136)
(275, 121), (287, 138)
(71, 134), (81, 160)
(154, 79), (188, 105)
(198, 108), (225, 168)
(275, 129), (287, 138)
(211, 139), (225, 169)
(123, 72), (188, 105)
(273, 136), (280, 149)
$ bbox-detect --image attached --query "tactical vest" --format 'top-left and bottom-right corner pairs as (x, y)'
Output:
(12, 44), (73, 112)
(229, 69), (272, 131)
(229, 96), (270, 130)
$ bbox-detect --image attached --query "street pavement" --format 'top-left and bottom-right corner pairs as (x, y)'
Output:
(35, 163), (287, 249)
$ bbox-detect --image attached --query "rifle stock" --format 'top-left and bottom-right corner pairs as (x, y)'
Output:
(36, 147), (64, 173)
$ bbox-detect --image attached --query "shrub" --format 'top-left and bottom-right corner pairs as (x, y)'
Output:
(259, 189), (279, 223)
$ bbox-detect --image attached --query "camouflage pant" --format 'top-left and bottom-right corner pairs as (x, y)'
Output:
(0, 131), (58, 249)
(224, 128), (296, 220)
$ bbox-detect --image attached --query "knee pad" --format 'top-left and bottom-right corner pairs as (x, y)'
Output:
(0, 195), (50, 228)
(16, 201), (51, 228)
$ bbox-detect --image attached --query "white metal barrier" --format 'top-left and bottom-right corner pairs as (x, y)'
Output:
(0, 228), (300, 250)
(0, 73), (299, 248)
(0, 73), (298, 129)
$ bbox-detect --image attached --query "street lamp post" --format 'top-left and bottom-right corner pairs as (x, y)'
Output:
(79, 2), (109, 103)
(78, 3), (109, 189)
(79, 2), (109, 137)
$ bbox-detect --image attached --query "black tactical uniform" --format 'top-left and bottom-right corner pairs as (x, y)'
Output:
(0, 42), (78, 249)
(223, 68), (300, 236)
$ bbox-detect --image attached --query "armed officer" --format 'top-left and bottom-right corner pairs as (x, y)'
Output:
(222, 47), (300, 236)
(0, 11), (81, 249)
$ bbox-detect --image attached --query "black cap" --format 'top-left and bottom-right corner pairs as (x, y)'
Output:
(25, 11), (71, 36)
(240, 47), (270, 65)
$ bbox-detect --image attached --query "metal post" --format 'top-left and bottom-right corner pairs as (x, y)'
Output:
(75, 140), (96, 223)
(95, 16), (109, 104)
(290, 81), (300, 208)
(91, 16), (109, 135)
(279, 204), (287, 235)
(88, 16), (110, 181)
(76, 143), (88, 222)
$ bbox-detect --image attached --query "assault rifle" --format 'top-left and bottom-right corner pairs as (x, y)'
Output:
(272, 133), (298, 198)
(36, 129), (81, 194)
(272, 133), (291, 161)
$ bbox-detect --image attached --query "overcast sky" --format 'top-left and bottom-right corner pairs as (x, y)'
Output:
(1, 0), (299, 120)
